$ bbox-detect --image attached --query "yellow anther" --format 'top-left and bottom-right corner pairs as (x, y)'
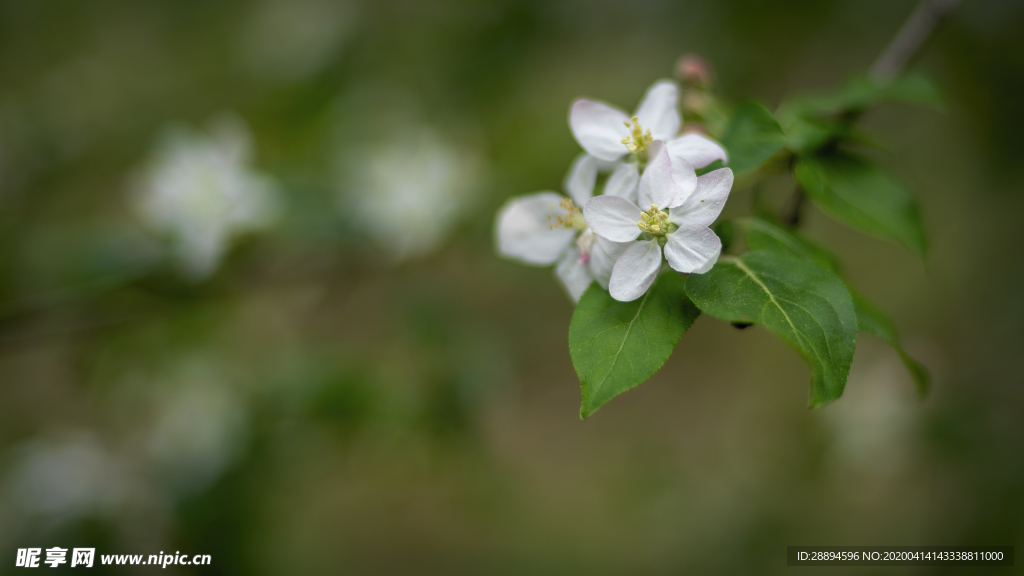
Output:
(621, 116), (654, 156)
(637, 204), (673, 237)
(548, 197), (586, 230)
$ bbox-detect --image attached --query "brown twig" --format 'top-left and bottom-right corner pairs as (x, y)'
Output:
(870, 0), (962, 82)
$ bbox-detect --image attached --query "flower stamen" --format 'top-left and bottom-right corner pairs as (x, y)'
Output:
(547, 197), (586, 230)
(636, 204), (674, 238)
(620, 116), (653, 156)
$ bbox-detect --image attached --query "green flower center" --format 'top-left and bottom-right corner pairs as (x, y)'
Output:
(621, 116), (653, 163)
(637, 204), (677, 244)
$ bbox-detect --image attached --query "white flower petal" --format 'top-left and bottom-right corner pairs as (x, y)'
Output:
(638, 140), (691, 209)
(634, 80), (681, 141)
(663, 224), (721, 274)
(670, 168), (734, 227)
(555, 248), (594, 302)
(583, 195), (642, 242)
(563, 154), (600, 207)
(609, 239), (663, 302)
(569, 99), (630, 162)
(588, 235), (630, 289)
(604, 162), (639, 203)
(495, 192), (575, 265)
(666, 133), (728, 169)
(669, 156), (698, 207)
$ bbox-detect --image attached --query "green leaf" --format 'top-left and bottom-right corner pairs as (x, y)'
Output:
(730, 217), (928, 396)
(733, 219), (929, 395)
(795, 154), (927, 258)
(851, 290), (930, 396)
(739, 217), (840, 273)
(685, 251), (857, 407)
(778, 73), (941, 154)
(720, 101), (788, 175)
(712, 219), (735, 252)
(783, 73), (942, 119)
(570, 272), (699, 418)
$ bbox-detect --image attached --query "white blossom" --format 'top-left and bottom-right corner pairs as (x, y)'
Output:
(133, 115), (279, 280)
(496, 154), (630, 301)
(584, 141), (733, 301)
(569, 79), (728, 200)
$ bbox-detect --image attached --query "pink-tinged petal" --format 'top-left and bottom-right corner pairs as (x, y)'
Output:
(587, 235), (630, 289)
(563, 154), (601, 207)
(638, 140), (686, 209)
(495, 192), (575, 265)
(663, 224), (721, 274)
(666, 133), (728, 169)
(609, 239), (663, 302)
(634, 80), (680, 141)
(583, 195), (642, 242)
(670, 168), (734, 227)
(555, 247), (594, 302)
(569, 99), (631, 162)
(603, 162), (639, 203)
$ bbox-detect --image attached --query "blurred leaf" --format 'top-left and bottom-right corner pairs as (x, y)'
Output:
(740, 217), (840, 273)
(779, 73), (941, 154)
(685, 251), (857, 407)
(720, 101), (788, 175)
(570, 273), (699, 419)
(308, 370), (377, 431)
(852, 290), (930, 396)
(712, 219), (735, 252)
(795, 154), (927, 258)
(783, 73), (942, 119)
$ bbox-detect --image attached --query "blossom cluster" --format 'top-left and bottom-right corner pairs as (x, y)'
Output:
(496, 80), (734, 302)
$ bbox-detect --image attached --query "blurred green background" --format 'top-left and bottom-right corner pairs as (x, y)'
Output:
(1, 0), (1022, 574)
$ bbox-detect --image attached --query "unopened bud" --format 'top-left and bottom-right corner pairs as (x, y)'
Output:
(675, 54), (712, 87)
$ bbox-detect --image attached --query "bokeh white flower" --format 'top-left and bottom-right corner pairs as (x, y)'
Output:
(339, 126), (485, 262)
(823, 355), (922, 479)
(584, 141), (733, 301)
(496, 154), (632, 301)
(145, 374), (247, 495)
(4, 433), (131, 525)
(133, 115), (280, 280)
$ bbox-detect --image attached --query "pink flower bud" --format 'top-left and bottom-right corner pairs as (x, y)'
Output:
(675, 54), (712, 87)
